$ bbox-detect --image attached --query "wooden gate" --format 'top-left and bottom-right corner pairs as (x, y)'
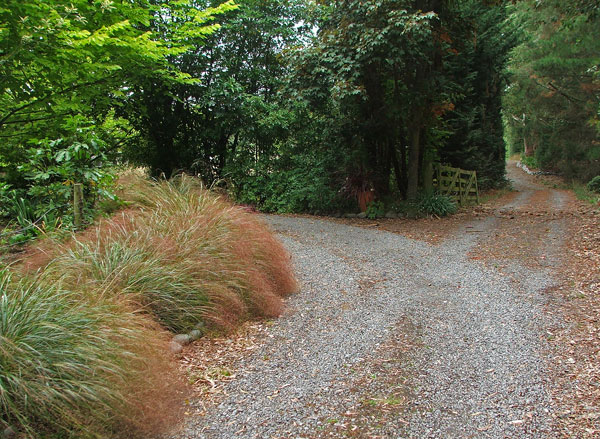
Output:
(433, 164), (479, 206)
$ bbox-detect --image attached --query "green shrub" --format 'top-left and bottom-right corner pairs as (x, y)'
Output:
(587, 176), (600, 193)
(417, 193), (457, 217)
(0, 270), (181, 439)
(520, 154), (538, 169)
(52, 235), (212, 333)
(0, 182), (11, 217)
(0, 136), (118, 241)
(226, 149), (352, 214)
(366, 200), (385, 219)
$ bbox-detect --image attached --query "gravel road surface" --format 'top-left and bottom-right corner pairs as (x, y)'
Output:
(174, 163), (568, 438)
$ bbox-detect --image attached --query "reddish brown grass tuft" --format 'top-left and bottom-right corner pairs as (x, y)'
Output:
(4, 172), (298, 437)
(115, 316), (188, 438)
(20, 173), (297, 333)
(229, 210), (298, 318)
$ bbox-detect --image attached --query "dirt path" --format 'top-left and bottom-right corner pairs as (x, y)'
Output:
(171, 162), (595, 439)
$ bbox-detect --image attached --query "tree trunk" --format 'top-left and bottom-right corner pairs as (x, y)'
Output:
(524, 135), (535, 156)
(391, 143), (406, 198)
(400, 137), (408, 198)
(374, 140), (392, 195)
(407, 122), (422, 200)
(423, 160), (434, 195)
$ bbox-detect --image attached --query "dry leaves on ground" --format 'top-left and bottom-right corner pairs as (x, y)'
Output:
(306, 318), (421, 439)
(547, 203), (600, 439)
(176, 321), (274, 416)
(325, 188), (518, 245)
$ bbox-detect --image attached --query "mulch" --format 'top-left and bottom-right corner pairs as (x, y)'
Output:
(546, 203), (600, 438)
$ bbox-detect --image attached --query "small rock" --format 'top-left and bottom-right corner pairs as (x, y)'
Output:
(189, 329), (203, 341)
(195, 322), (205, 331)
(169, 340), (184, 354)
(345, 213), (357, 218)
(385, 211), (398, 219)
(357, 212), (367, 219)
(173, 334), (192, 346)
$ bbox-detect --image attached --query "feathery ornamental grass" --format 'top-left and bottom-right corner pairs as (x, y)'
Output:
(2, 172), (296, 437)
(43, 174), (298, 332)
(0, 270), (184, 439)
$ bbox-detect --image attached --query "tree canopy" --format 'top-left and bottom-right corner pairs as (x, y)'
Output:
(503, 0), (600, 179)
(1, 0), (598, 223)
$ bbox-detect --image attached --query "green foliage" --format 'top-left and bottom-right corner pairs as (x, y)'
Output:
(587, 176), (600, 193)
(1, 0), (519, 220)
(0, 184), (12, 239)
(503, 0), (600, 181)
(439, 1), (514, 189)
(21, 136), (117, 209)
(417, 193), (457, 217)
(284, 0), (513, 202)
(228, 149), (349, 214)
(1, 134), (119, 247)
(520, 154), (538, 170)
(1, 196), (41, 245)
(121, 0), (305, 181)
(573, 182), (600, 205)
(0, 0), (230, 228)
(287, 0), (445, 198)
(366, 201), (386, 219)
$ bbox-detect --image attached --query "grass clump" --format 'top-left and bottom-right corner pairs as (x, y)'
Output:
(39, 173), (298, 332)
(587, 176), (600, 193)
(3, 172), (296, 437)
(573, 181), (600, 206)
(0, 270), (183, 439)
(417, 193), (457, 217)
(520, 154), (538, 170)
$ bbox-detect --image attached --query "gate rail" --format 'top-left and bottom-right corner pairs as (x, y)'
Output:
(433, 164), (479, 206)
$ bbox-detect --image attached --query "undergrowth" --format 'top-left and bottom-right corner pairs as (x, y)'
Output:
(587, 176), (600, 194)
(417, 193), (457, 217)
(573, 182), (600, 206)
(520, 153), (538, 170)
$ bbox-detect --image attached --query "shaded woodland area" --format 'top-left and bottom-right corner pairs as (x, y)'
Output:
(1, 0), (599, 222)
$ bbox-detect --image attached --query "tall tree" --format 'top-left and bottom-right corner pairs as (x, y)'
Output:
(503, 0), (600, 180)
(287, 0), (511, 199)
(0, 0), (233, 184)
(121, 0), (308, 180)
(440, 1), (515, 187)
(289, 0), (451, 198)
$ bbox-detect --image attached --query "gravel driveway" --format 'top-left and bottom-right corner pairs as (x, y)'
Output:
(174, 163), (569, 439)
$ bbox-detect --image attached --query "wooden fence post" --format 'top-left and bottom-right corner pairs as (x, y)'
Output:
(73, 183), (83, 229)
(423, 161), (434, 195)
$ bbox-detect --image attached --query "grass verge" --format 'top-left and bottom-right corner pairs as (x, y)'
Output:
(572, 182), (600, 206)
